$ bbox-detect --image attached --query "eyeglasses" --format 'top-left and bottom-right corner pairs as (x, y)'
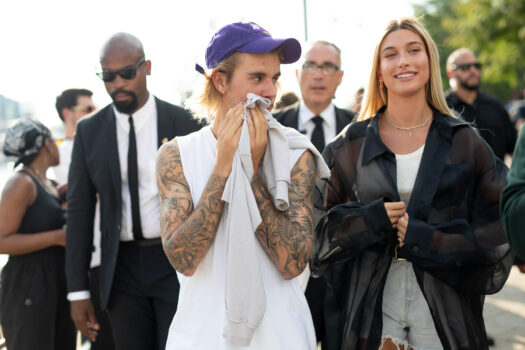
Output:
(71, 105), (96, 113)
(451, 62), (482, 72)
(96, 58), (146, 82)
(302, 62), (340, 76)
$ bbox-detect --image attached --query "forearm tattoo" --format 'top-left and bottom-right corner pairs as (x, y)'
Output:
(157, 142), (226, 275)
(251, 151), (316, 279)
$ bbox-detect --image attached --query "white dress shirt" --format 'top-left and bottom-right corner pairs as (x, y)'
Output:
(113, 93), (160, 241)
(298, 102), (337, 144)
(53, 138), (74, 187)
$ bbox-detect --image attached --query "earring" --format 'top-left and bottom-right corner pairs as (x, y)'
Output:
(379, 81), (383, 89)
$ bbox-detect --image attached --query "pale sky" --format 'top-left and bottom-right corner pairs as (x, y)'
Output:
(0, 0), (419, 130)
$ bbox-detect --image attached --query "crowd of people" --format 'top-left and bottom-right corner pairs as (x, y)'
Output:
(0, 15), (524, 350)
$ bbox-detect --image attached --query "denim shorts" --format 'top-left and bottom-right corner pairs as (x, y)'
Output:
(381, 258), (443, 350)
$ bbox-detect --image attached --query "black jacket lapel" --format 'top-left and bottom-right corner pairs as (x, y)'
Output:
(103, 107), (122, 194)
(155, 97), (172, 149)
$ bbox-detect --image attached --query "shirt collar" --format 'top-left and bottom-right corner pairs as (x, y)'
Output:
(361, 106), (469, 166)
(112, 93), (155, 131)
(298, 102), (336, 130)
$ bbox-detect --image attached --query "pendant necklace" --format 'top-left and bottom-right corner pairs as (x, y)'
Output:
(384, 111), (433, 136)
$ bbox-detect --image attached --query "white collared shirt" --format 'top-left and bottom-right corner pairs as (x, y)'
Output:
(113, 93), (160, 241)
(298, 102), (337, 144)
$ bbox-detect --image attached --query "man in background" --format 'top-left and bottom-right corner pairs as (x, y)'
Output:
(53, 89), (95, 188)
(274, 40), (354, 153)
(65, 33), (201, 350)
(446, 48), (516, 162)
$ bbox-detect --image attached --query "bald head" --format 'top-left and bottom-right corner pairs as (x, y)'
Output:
(98, 32), (151, 114)
(446, 48), (476, 72)
(100, 32), (145, 63)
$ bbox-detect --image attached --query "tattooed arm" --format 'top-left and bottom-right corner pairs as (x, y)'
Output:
(156, 103), (244, 276)
(251, 150), (316, 280)
(156, 140), (227, 276)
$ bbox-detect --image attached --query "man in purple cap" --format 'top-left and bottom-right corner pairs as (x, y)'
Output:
(156, 22), (318, 349)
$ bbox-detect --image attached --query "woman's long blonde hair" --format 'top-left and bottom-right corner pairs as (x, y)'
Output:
(359, 17), (454, 121)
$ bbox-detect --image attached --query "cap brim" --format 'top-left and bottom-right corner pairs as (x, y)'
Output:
(238, 37), (301, 64)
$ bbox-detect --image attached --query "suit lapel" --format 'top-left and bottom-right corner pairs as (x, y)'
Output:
(334, 107), (347, 134)
(155, 98), (171, 149)
(280, 103), (300, 130)
(103, 107), (122, 193)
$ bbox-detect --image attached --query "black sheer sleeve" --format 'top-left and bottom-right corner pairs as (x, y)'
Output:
(311, 138), (395, 277)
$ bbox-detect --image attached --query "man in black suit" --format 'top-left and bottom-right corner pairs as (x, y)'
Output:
(65, 33), (202, 350)
(274, 40), (354, 348)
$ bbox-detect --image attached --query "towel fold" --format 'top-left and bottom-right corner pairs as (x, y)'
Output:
(222, 93), (329, 346)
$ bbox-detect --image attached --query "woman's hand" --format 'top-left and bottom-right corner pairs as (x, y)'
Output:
(396, 212), (409, 247)
(384, 201), (406, 228)
(211, 102), (244, 178)
(247, 106), (268, 175)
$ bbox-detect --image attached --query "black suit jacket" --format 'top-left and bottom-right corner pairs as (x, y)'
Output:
(273, 102), (355, 139)
(65, 97), (202, 309)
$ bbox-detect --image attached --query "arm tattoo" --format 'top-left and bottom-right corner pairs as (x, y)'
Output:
(156, 141), (227, 275)
(251, 151), (316, 279)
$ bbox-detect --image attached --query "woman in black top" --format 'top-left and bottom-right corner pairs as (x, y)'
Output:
(0, 119), (76, 350)
(311, 18), (513, 350)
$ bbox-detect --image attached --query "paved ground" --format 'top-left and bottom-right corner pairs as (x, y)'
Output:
(485, 266), (525, 350)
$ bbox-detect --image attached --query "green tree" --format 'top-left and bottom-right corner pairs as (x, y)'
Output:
(415, 0), (525, 101)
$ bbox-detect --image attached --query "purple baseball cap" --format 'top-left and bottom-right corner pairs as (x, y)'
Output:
(199, 22), (301, 71)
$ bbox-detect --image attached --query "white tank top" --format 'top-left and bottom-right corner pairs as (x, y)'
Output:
(395, 144), (425, 205)
(166, 126), (316, 350)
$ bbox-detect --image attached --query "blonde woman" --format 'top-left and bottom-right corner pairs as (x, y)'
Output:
(312, 17), (512, 350)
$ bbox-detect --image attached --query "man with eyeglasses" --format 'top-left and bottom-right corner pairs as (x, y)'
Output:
(53, 88), (96, 188)
(446, 48), (516, 162)
(274, 40), (354, 349)
(274, 41), (354, 154)
(65, 32), (202, 350)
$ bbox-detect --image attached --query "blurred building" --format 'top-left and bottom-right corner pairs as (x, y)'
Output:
(0, 94), (21, 128)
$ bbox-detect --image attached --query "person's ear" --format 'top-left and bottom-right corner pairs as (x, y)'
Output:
(144, 60), (152, 76)
(62, 108), (72, 123)
(212, 71), (227, 94)
(336, 70), (344, 86)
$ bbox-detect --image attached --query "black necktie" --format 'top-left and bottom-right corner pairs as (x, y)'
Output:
(311, 115), (325, 153)
(128, 115), (144, 240)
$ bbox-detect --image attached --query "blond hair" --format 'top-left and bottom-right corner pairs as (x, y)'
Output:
(185, 53), (240, 120)
(359, 17), (454, 121)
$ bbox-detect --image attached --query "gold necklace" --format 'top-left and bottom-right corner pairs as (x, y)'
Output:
(384, 111), (433, 136)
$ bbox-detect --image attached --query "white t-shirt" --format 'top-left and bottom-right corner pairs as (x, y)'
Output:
(395, 144), (425, 205)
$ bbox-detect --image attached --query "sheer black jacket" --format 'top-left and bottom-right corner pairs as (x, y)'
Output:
(312, 108), (513, 350)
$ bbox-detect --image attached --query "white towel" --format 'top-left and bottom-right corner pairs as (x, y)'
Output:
(222, 93), (329, 346)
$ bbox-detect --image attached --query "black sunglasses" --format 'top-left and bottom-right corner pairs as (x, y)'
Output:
(96, 58), (146, 82)
(452, 62), (482, 72)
